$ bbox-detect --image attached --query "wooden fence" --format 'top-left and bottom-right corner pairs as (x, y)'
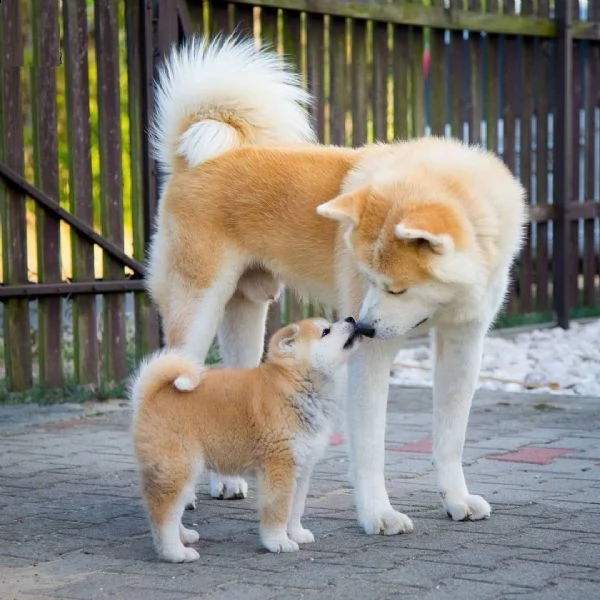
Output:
(0, 0), (599, 393)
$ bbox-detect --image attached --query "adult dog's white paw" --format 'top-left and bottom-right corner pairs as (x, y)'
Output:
(444, 494), (491, 521)
(179, 526), (200, 544)
(209, 473), (248, 500)
(185, 495), (197, 511)
(288, 527), (315, 544)
(160, 546), (200, 563)
(359, 507), (414, 535)
(261, 529), (300, 553)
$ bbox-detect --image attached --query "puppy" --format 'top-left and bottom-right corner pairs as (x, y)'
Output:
(130, 317), (368, 562)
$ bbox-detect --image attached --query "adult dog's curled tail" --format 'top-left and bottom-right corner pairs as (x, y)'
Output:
(130, 350), (205, 412)
(151, 34), (315, 175)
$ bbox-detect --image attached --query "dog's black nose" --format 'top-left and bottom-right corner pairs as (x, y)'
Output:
(355, 322), (376, 338)
(344, 316), (356, 324)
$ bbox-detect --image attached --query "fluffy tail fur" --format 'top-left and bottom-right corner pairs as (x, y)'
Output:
(150, 35), (315, 175)
(130, 350), (205, 411)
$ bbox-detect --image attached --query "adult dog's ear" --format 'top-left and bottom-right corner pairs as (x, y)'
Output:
(316, 187), (370, 225)
(395, 204), (463, 255)
(395, 224), (454, 255)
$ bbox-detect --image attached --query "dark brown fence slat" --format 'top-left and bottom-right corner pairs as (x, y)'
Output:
(408, 25), (425, 137)
(157, 0), (179, 55)
(553, 0), (574, 328)
(232, 3), (255, 37)
(210, 2), (231, 35)
(485, 0), (500, 152)
(467, 1), (482, 144)
(63, 0), (99, 384)
(95, 0), (126, 382)
(31, 0), (63, 388)
(351, 19), (368, 146)
(501, 2), (519, 314)
(534, 20), (552, 312)
(329, 16), (347, 146)
(448, 1), (463, 138)
(393, 25), (409, 140)
(0, 0), (33, 391)
(519, 2), (534, 313)
(125, 0), (160, 361)
(282, 8), (303, 76)
(584, 0), (600, 307)
(570, 39), (584, 307)
(307, 12), (325, 141)
(259, 6), (278, 47)
(582, 32), (598, 306)
(428, 0), (446, 137)
(280, 8), (306, 323)
(372, 21), (388, 142)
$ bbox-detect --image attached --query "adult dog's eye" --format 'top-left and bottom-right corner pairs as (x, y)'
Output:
(321, 328), (331, 337)
(388, 289), (407, 296)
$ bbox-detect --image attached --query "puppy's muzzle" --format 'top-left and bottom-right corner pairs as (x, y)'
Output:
(342, 317), (376, 349)
(354, 321), (376, 338)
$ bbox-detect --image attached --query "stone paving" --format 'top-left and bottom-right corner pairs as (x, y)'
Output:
(1, 386), (599, 599)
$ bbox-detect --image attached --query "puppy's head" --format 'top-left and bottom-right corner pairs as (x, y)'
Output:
(267, 317), (363, 373)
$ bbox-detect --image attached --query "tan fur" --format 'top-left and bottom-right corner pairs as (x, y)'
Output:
(147, 36), (528, 535)
(149, 140), (526, 346)
(131, 318), (358, 560)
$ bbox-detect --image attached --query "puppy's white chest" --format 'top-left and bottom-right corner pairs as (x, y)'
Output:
(292, 431), (329, 469)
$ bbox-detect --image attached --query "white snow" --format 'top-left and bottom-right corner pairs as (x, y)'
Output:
(390, 320), (600, 397)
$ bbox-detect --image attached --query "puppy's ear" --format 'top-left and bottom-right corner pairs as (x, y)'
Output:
(316, 187), (369, 225)
(395, 204), (463, 255)
(277, 323), (299, 353)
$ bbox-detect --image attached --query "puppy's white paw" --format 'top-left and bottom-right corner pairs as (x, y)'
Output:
(185, 495), (197, 511)
(288, 527), (315, 544)
(261, 529), (300, 553)
(209, 473), (248, 500)
(180, 526), (200, 544)
(359, 507), (414, 536)
(444, 494), (491, 521)
(160, 545), (200, 563)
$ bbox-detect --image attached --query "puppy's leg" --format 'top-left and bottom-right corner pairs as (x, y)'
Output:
(141, 465), (200, 563)
(287, 436), (328, 544)
(433, 321), (491, 521)
(208, 293), (271, 500)
(259, 457), (298, 553)
(347, 340), (415, 535)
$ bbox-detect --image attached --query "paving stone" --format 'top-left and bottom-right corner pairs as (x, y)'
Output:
(2, 386), (600, 599)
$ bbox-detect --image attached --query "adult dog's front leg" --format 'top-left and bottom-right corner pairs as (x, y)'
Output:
(433, 321), (490, 521)
(347, 341), (414, 535)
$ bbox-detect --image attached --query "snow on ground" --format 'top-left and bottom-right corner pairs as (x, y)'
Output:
(390, 319), (600, 397)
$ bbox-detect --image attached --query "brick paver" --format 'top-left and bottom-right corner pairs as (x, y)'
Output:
(1, 387), (599, 599)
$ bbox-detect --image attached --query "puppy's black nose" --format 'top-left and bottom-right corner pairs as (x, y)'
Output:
(355, 322), (376, 338)
(344, 316), (356, 324)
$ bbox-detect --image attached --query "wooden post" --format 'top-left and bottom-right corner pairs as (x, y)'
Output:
(553, 0), (573, 329)
(31, 0), (63, 388)
(0, 0), (33, 391)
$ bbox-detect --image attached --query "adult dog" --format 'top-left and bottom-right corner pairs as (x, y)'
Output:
(147, 35), (526, 535)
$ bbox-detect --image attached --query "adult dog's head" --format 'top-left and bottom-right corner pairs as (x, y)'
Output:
(316, 141), (526, 340)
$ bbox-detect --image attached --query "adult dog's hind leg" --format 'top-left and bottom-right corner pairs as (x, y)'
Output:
(433, 320), (491, 521)
(218, 292), (270, 368)
(208, 293), (271, 500)
(165, 264), (243, 362)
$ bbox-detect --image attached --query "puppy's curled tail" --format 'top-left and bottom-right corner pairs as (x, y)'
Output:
(150, 34), (315, 175)
(130, 350), (204, 411)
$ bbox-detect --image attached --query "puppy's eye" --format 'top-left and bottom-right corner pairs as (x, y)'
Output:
(388, 289), (407, 296)
(321, 328), (331, 338)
